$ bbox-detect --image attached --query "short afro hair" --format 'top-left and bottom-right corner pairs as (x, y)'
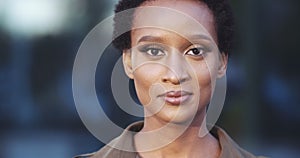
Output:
(112, 0), (235, 55)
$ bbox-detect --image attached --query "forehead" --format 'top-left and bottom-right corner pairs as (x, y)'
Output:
(131, 0), (217, 42)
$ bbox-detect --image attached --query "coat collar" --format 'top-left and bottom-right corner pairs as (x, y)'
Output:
(76, 121), (260, 158)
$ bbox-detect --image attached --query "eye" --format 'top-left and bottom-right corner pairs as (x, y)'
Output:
(145, 48), (165, 56)
(185, 47), (205, 56)
(138, 44), (166, 56)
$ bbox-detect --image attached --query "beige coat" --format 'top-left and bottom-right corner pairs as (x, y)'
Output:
(75, 122), (266, 158)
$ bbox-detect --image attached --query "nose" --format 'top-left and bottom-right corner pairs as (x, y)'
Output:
(161, 52), (190, 85)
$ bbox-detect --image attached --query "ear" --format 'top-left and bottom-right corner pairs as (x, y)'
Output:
(217, 52), (228, 78)
(123, 49), (134, 79)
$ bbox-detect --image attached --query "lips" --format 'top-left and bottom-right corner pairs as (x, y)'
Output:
(158, 91), (193, 105)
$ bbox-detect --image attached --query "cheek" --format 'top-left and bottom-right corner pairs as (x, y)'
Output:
(192, 61), (218, 104)
(133, 64), (163, 105)
(196, 64), (212, 92)
(190, 59), (217, 86)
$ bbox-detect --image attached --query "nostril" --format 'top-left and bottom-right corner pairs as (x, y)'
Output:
(179, 77), (187, 83)
(162, 74), (181, 85)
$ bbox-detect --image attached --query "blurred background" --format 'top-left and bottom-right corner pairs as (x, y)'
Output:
(0, 0), (299, 157)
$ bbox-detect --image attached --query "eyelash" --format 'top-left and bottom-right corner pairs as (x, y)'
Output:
(185, 47), (207, 56)
(139, 45), (165, 56)
(139, 45), (209, 57)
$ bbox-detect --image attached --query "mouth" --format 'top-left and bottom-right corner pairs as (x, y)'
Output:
(158, 91), (193, 105)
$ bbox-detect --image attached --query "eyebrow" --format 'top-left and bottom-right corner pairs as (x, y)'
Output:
(189, 34), (213, 41)
(137, 34), (213, 44)
(137, 36), (166, 43)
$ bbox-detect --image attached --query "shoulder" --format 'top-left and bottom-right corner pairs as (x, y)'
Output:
(73, 152), (96, 158)
(73, 144), (129, 158)
(74, 121), (143, 158)
(211, 126), (268, 158)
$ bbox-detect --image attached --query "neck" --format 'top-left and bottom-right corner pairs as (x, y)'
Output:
(134, 114), (220, 158)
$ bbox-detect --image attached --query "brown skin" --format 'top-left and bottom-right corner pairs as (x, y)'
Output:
(123, 0), (228, 157)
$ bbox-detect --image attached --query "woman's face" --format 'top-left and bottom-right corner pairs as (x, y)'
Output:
(123, 0), (227, 124)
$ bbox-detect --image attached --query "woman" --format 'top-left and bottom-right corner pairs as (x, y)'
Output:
(76, 0), (265, 157)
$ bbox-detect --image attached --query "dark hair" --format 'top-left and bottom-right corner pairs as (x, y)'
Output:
(113, 0), (234, 55)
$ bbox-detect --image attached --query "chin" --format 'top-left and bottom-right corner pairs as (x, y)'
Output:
(154, 104), (205, 126)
